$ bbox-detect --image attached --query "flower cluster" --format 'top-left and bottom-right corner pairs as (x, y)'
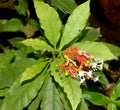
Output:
(59, 47), (103, 83)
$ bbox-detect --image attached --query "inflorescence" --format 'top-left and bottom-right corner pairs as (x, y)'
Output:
(59, 47), (103, 83)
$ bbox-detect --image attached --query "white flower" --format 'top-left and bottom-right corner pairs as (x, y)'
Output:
(92, 62), (98, 70)
(93, 76), (99, 82)
(78, 70), (85, 77)
(80, 77), (85, 83)
(77, 70), (86, 83)
(92, 58), (103, 70)
(86, 70), (93, 77)
(97, 61), (103, 70)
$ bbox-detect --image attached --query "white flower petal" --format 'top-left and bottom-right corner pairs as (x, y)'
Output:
(78, 70), (85, 77)
(93, 76), (99, 82)
(86, 71), (93, 77)
(80, 77), (85, 83)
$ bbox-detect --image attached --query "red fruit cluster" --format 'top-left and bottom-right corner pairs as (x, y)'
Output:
(59, 59), (78, 77)
(59, 47), (93, 77)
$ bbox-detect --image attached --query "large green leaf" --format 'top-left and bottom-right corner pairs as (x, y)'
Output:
(50, 58), (82, 110)
(63, 77), (82, 110)
(21, 38), (55, 51)
(0, 99), (3, 110)
(28, 89), (42, 110)
(94, 72), (109, 85)
(8, 38), (35, 56)
(33, 1), (62, 48)
(110, 80), (120, 100)
(1, 67), (47, 110)
(78, 97), (88, 110)
(0, 88), (8, 97)
(83, 91), (109, 106)
(40, 74), (64, 110)
(73, 41), (120, 61)
(0, 50), (15, 68)
(0, 18), (24, 32)
(0, 58), (37, 89)
(59, 0), (90, 49)
(51, 0), (77, 14)
(8, 37), (25, 48)
(29, 75), (64, 110)
(58, 87), (72, 110)
(14, 0), (28, 16)
(103, 43), (120, 57)
(80, 28), (101, 42)
(20, 60), (48, 83)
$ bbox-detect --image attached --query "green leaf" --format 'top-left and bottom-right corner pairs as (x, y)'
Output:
(83, 91), (109, 106)
(40, 74), (64, 110)
(93, 72), (109, 85)
(50, 58), (82, 110)
(1, 67), (47, 110)
(20, 60), (48, 83)
(0, 88), (8, 97)
(80, 28), (101, 41)
(110, 80), (120, 100)
(108, 103), (117, 110)
(33, 1), (62, 48)
(115, 100), (120, 106)
(0, 50), (15, 68)
(0, 18), (24, 32)
(78, 97), (88, 110)
(73, 41), (120, 61)
(28, 90), (42, 110)
(51, 0), (77, 14)
(8, 37), (25, 48)
(59, 0), (90, 49)
(0, 99), (3, 110)
(0, 58), (37, 89)
(21, 38), (55, 51)
(30, 75), (63, 110)
(58, 87), (72, 110)
(9, 38), (35, 56)
(103, 43), (120, 58)
(14, 0), (28, 16)
(28, 19), (40, 31)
